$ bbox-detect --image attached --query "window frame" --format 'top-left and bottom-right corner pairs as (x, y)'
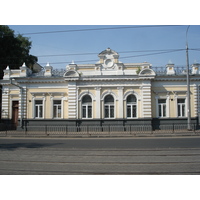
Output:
(81, 95), (92, 119)
(158, 99), (167, 118)
(126, 94), (137, 118)
(34, 99), (44, 119)
(104, 94), (115, 119)
(177, 98), (186, 117)
(53, 100), (62, 119)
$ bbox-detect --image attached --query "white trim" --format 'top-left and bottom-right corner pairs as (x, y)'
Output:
(125, 94), (138, 119)
(95, 87), (101, 119)
(101, 90), (118, 101)
(51, 98), (63, 119)
(118, 87), (124, 118)
(123, 90), (141, 101)
(78, 91), (95, 101)
(174, 93), (187, 117)
(155, 95), (170, 118)
(32, 97), (46, 119)
(80, 94), (93, 119)
(102, 93), (116, 119)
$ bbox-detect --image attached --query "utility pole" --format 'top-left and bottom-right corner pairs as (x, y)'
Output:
(186, 25), (191, 130)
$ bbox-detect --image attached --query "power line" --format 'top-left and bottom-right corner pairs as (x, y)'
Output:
(120, 49), (185, 59)
(1, 47), (199, 65)
(36, 48), (185, 58)
(38, 49), (186, 65)
(19, 25), (181, 36)
(0, 48), (186, 60)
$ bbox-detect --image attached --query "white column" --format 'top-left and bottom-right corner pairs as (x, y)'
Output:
(95, 87), (101, 119)
(141, 81), (152, 118)
(118, 87), (124, 118)
(19, 86), (27, 120)
(193, 84), (198, 117)
(1, 87), (10, 119)
(68, 82), (77, 119)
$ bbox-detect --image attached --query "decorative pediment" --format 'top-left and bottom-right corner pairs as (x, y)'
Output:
(63, 70), (79, 77)
(139, 68), (156, 76)
(98, 48), (119, 57)
(98, 48), (120, 70)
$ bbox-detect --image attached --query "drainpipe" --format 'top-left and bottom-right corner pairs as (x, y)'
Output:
(10, 79), (23, 128)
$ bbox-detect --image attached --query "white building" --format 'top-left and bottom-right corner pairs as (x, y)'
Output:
(1, 48), (200, 130)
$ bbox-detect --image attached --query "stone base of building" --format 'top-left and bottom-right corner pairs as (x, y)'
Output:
(22, 117), (198, 129)
(1, 117), (199, 131)
(23, 118), (152, 127)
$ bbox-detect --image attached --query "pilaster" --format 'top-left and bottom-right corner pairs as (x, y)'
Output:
(68, 82), (77, 119)
(141, 81), (152, 118)
(1, 87), (10, 119)
(18, 86), (27, 119)
(95, 87), (101, 119)
(193, 84), (198, 117)
(118, 87), (124, 118)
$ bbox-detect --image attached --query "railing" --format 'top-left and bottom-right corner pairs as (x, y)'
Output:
(152, 66), (192, 76)
(29, 66), (192, 77)
(0, 123), (199, 137)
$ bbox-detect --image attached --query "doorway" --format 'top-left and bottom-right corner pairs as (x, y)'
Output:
(12, 101), (19, 128)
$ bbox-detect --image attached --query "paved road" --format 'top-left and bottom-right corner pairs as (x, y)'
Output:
(0, 136), (200, 174)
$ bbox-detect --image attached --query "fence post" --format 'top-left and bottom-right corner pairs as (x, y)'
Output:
(66, 126), (68, 135)
(45, 125), (48, 136)
(5, 124), (7, 137)
(24, 126), (27, 136)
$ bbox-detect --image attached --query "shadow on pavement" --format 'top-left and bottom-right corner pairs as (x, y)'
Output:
(0, 143), (62, 150)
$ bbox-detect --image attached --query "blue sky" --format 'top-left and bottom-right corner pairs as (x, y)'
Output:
(8, 25), (200, 69)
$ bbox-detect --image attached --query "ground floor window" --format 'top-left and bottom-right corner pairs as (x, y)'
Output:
(53, 100), (62, 118)
(177, 99), (186, 117)
(105, 105), (114, 118)
(104, 95), (114, 118)
(126, 94), (137, 118)
(82, 95), (92, 118)
(35, 100), (43, 118)
(158, 99), (166, 117)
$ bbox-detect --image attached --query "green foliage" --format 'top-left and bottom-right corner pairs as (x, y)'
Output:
(136, 67), (141, 74)
(0, 25), (38, 78)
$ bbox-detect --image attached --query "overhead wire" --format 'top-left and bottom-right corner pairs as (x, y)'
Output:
(1, 25), (198, 66)
(19, 25), (181, 36)
(36, 48), (185, 58)
(38, 48), (187, 65)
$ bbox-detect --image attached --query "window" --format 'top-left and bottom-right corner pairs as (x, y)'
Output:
(104, 95), (114, 118)
(177, 99), (186, 117)
(126, 94), (137, 118)
(53, 100), (62, 118)
(82, 95), (92, 118)
(35, 100), (43, 118)
(158, 99), (166, 117)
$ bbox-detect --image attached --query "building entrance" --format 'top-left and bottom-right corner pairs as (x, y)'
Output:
(12, 101), (19, 128)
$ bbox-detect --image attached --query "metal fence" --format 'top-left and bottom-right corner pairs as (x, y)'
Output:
(0, 123), (199, 137)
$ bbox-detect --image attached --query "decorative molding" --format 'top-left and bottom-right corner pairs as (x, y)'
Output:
(78, 91), (96, 101)
(101, 90), (118, 101)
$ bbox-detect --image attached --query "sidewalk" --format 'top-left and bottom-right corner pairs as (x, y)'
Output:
(0, 129), (200, 138)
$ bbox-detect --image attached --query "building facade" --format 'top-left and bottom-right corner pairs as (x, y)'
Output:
(1, 48), (200, 129)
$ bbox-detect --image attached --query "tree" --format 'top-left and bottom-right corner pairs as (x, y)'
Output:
(0, 25), (38, 79)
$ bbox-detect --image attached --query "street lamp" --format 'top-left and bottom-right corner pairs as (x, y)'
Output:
(186, 25), (191, 130)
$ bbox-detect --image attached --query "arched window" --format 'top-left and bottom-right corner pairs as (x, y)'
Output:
(126, 94), (137, 118)
(104, 95), (114, 118)
(82, 95), (92, 118)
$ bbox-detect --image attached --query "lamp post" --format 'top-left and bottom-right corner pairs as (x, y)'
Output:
(186, 25), (191, 130)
